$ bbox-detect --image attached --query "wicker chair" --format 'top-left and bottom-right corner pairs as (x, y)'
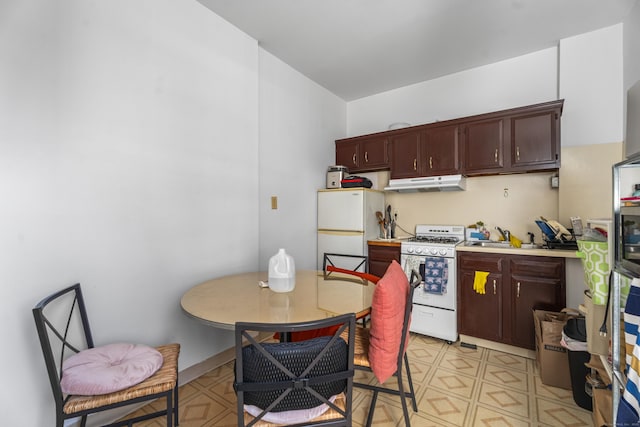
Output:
(350, 269), (420, 427)
(32, 283), (180, 427)
(234, 313), (356, 427)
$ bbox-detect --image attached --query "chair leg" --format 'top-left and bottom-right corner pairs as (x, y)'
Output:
(166, 392), (173, 426)
(396, 372), (411, 427)
(365, 390), (379, 427)
(173, 383), (180, 426)
(80, 415), (88, 427)
(404, 353), (418, 412)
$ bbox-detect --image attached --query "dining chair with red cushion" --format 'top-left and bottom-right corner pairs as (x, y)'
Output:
(323, 252), (377, 326)
(348, 261), (420, 427)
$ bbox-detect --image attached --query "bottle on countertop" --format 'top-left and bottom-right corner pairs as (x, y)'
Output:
(268, 248), (296, 293)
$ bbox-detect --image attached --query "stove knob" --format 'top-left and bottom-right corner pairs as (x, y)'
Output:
(414, 247), (423, 254)
(439, 248), (448, 256)
(406, 247), (414, 254)
(430, 248), (438, 255)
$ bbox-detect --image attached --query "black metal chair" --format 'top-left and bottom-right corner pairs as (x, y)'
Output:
(234, 313), (356, 427)
(351, 269), (420, 427)
(323, 253), (374, 326)
(322, 253), (368, 276)
(32, 283), (180, 427)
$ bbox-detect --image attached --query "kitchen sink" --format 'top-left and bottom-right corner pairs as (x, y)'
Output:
(465, 241), (512, 248)
(520, 243), (543, 249)
(465, 241), (543, 249)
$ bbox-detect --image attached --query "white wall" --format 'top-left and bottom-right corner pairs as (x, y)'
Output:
(625, 2), (640, 91)
(559, 24), (624, 147)
(0, 1), (260, 424)
(2, 1), (348, 424)
(347, 47), (558, 137)
(558, 24), (625, 223)
(258, 50), (346, 270)
(624, 1), (640, 160)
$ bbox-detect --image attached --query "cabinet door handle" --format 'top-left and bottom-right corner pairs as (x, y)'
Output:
(494, 148), (498, 163)
(429, 156), (433, 169)
(413, 158), (417, 170)
(517, 281), (520, 298)
(352, 154), (357, 165)
(493, 279), (497, 295)
(516, 146), (520, 161)
(365, 151), (369, 162)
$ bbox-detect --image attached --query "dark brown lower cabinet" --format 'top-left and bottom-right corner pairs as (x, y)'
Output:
(367, 243), (400, 278)
(458, 252), (565, 350)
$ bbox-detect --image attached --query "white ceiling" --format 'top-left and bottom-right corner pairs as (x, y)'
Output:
(198, 0), (637, 101)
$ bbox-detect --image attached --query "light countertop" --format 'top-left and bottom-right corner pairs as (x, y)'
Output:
(368, 239), (580, 258)
(456, 244), (580, 258)
(368, 238), (405, 247)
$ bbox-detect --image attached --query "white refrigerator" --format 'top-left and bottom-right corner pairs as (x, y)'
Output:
(317, 188), (385, 271)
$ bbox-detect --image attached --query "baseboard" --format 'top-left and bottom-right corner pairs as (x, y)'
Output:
(459, 334), (536, 359)
(179, 344), (237, 385)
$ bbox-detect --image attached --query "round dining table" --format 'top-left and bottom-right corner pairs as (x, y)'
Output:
(181, 269), (376, 330)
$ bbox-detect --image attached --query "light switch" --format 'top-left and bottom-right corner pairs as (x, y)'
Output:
(271, 196), (278, 209)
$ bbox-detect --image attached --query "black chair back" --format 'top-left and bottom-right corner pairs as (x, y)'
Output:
(33, 283), (94, 414)
(323, 253), (368, 274)
(235, 312), (356, 427)
(398, 270), (419, 367)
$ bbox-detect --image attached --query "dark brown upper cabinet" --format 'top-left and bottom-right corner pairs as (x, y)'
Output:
(462, 118), (506, 175)
(389, 131), (420, 179)
(422, 124), (461, 176)
(335, 99), (563, 178)
(389, 124), (461, 179)
(461, 100), (563, 176)
(335, 134), (388, 173)
(509, 107), (561, 172)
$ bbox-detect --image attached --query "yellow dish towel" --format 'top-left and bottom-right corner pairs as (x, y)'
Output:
(473, 271), (490, 294)
(510, 235), (522, 248)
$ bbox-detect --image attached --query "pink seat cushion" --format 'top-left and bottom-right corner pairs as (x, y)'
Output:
(368, 260), (410, 383)
(60, 343), (163, 396)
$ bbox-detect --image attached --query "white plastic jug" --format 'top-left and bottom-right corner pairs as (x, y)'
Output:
(268, 248), (296, 293)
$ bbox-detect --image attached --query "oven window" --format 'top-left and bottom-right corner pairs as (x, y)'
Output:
(623, 214), (640, 265)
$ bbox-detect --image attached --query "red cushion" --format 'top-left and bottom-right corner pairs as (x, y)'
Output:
(368, 260), (409, 383)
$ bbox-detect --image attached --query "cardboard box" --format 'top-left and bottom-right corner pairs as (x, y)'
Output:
(533, 309), (572, 390)
(592, 387), (612, 427)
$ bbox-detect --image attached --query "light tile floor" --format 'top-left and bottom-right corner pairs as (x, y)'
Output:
(124, 333), (593, 426)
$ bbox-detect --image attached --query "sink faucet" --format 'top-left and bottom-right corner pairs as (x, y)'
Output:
(495, 226), (510, 241)
(527, 232), (535, 244)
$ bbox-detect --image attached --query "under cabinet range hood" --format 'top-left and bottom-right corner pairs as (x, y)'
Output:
(384, 174), (467, 192)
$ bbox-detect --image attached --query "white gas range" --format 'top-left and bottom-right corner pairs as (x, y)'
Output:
(401, 224), (465, 344)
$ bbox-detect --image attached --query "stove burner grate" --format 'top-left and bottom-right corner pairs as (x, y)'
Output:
(409, 236), (461, 244)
